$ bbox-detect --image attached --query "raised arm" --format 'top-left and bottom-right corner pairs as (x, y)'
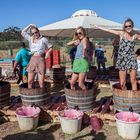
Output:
(67, 40), (76, 46)
(67, 39), (79, 46)
(21, 24), (36, 40)
(93, 25), (122, 36)
(21, 24), (36, 33)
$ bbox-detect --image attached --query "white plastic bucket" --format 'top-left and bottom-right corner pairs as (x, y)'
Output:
(58, 109), (83, 134)
(16, 106), (40, 131)
(115, 112), (140, 139)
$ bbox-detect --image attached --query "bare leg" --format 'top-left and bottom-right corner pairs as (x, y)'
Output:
(70, 73), (78, 90)
(28, 72), (35, 88)
(78, 72), (86, 90)
(130, 69), (137, 90)
(119, 70), (127, 90)
(38, 73), (45, 88)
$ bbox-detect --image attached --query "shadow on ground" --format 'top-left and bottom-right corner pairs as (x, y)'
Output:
(3, 124), (60, 140)
(71, 131), (107, 140)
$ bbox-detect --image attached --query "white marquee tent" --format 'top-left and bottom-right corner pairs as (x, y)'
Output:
(39, 9), (138, 38)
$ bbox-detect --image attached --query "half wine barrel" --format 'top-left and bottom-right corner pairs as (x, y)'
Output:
(0, 81), (10, 108)
(113, 82), (140, 113)
(20, 82), (50, 107)
(65, 82), (97, 111)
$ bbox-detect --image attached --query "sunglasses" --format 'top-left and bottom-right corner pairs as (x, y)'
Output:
(32, 31), (38, 35)
(125, 25), (132, 28)
(75, 32), (82, 35)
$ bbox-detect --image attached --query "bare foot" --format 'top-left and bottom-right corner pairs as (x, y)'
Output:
(121, 85), (127, 90)
(80, 84), (87, 90)
(70, 84), (75, 90)
(82, 86), (87, 90)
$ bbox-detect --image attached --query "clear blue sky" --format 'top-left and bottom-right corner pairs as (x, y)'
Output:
(0, 0), (139, 31)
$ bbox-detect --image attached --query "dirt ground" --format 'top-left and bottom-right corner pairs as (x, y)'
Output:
(0, 82), (140, 140)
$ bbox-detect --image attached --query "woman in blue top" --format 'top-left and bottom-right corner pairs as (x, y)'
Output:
(94, 18), (140, 90)
(67, 26), (89, 90)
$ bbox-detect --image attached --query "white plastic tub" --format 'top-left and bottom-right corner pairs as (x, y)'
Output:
(58, 109), (83, 134)
(16, 106), (40, 131)
(115, 112), (140, 139)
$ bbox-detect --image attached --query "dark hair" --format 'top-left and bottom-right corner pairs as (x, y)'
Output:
(136, 48), (140, 56)
(123, 18), (134, 30)
(19, 42), (25, 48)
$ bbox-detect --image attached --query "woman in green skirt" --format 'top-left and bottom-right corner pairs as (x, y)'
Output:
(67, 26), (89, 90)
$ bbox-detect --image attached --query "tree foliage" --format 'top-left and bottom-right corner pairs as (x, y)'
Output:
(0, 26), (22, 41)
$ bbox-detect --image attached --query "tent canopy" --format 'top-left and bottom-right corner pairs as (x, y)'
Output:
(39, 9), (138, 38)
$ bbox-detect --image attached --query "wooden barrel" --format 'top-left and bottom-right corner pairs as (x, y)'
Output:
(0, 67), (2, 77)
(0, 81), (10, 108)
(87, 66), (97, 79)
(50, 67), (65, 81)
(65, 82), (97, 111)
(113, 83), (140, 113)
(19, 82), (50, 107)
(108, 66), (119, 79)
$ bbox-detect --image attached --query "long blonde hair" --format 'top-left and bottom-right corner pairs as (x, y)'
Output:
(75, 26), (86, 36)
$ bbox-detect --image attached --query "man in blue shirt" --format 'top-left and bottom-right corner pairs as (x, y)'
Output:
(95, 42), (106, 72)
(13, 42), (31, 83)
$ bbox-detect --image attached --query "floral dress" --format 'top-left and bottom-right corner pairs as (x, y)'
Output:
(116, 34), (137, 70)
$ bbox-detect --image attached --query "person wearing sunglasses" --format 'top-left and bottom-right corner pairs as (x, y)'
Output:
(21, 24), (52, 88)
(67, 26), (89, 90)
(93, 18), (140, 90)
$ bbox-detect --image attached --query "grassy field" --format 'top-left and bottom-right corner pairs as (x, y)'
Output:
(60, 45), (140, 67)
(1, 45), (140, 67)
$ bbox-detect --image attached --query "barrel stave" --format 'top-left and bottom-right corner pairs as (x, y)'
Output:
(0, 81), (10, 108)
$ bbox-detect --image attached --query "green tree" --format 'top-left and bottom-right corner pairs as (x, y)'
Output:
(0, 26), (22, 41)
